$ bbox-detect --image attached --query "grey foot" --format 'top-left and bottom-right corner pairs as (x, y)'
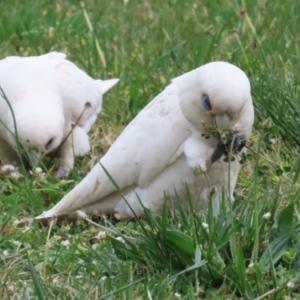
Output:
(54, 163), (70, 178)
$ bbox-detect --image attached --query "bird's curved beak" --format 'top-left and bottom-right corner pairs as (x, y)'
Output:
(215, 113), (230, 131)
(26, 149), (41, 167)
(208, 110), (216, 117)
(40, 147), (47, 155)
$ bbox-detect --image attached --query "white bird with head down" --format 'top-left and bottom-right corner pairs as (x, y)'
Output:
(0, 52), (119, 176)
(37, 61), (254, 220)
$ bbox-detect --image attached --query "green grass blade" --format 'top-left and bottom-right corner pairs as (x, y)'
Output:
(26, 252), (45, 299)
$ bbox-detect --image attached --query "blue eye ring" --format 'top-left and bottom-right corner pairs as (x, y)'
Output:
(45, 138), (54, 151)
(201, 94), (212, 111)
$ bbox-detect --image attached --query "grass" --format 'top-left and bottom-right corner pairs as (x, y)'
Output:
(1, 0), (300, 298)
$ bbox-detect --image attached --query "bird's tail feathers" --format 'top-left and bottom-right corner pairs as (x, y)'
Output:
(35, 164), (122, 219)
(35, 184), (126, 220)
(97, 78), (119, 94)
(45, 52), (67, 61)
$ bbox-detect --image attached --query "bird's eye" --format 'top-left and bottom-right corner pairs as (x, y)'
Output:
(45, 138), (54, 151)
(201, 94), (212, 111)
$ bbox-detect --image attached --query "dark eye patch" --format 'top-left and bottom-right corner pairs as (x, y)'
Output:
(201, 94), (212, 111)
(45, 138), (54, 151)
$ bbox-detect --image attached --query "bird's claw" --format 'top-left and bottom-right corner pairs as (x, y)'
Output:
(192, 164), (207, 175)
(211, 132), (247, 164)
(226, 132), (247, 154)
(194, 164), (207, 174)
(54, 163), (70, 178)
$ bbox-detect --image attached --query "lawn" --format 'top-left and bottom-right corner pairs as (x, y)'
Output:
(1, 0), (300, 299)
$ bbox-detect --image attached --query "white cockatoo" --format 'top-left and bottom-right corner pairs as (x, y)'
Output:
(0, 52), (119, 176)
(37, 61), (254, 220)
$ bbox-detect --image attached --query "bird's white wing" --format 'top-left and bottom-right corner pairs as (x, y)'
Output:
(45, 52), (118, 131)
(37, 83), (193, 218)
(50, 58), (103, 127)
(100, 84), (190, 189)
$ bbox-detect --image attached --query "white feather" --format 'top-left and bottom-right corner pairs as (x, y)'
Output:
(36, 61), (254, 220)
(0, 52), (119, 176)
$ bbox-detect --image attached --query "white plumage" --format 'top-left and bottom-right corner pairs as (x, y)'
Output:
(37, 61), (254, 220)
(0, 52), (119, 176)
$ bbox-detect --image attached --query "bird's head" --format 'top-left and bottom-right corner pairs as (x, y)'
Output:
(174, 61), (254, 162)
(6, 94), (65, 165)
